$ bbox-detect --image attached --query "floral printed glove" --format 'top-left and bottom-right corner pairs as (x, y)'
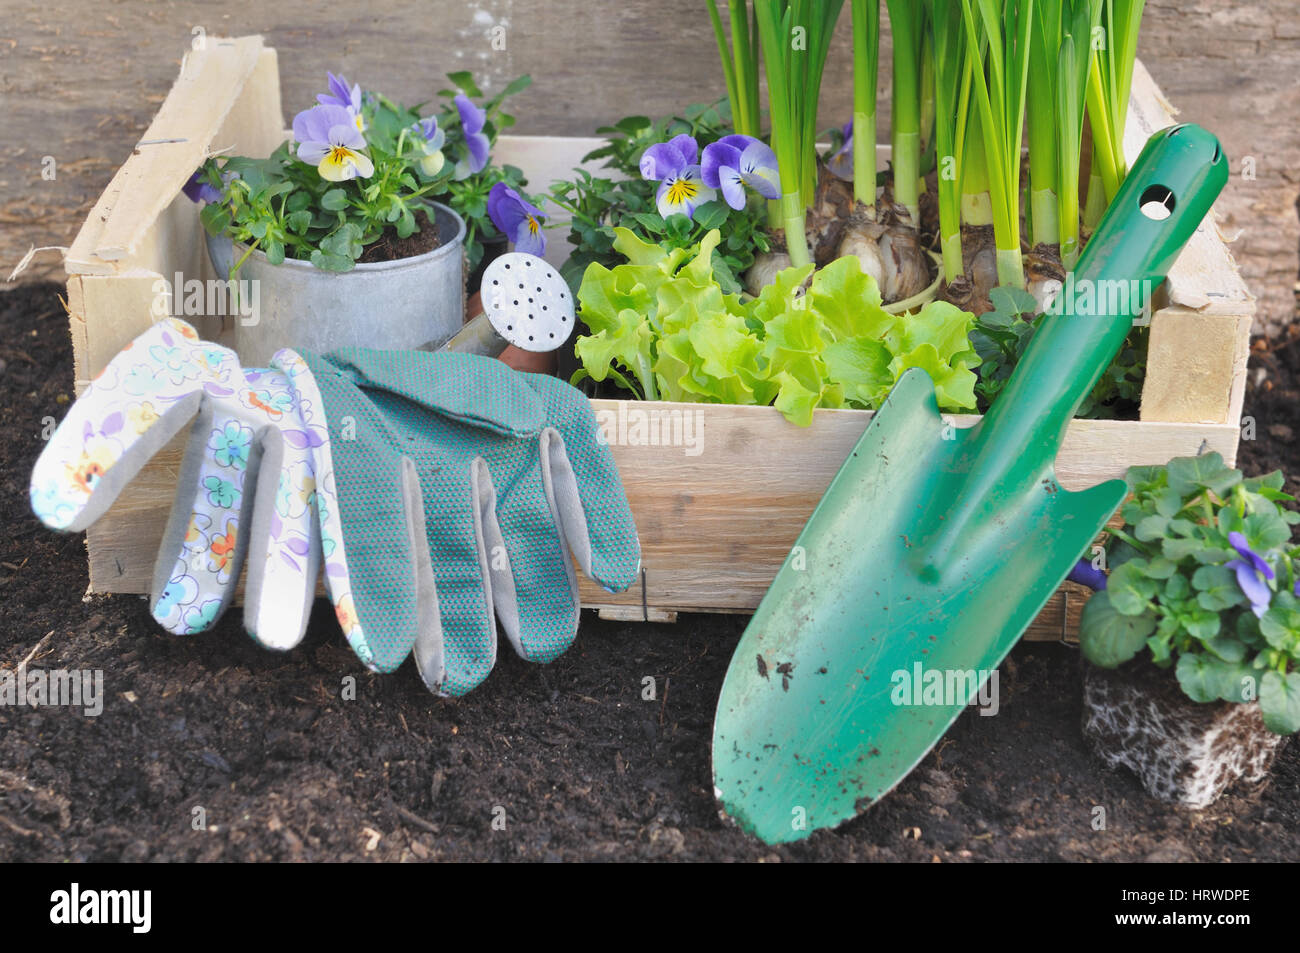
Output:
(30, 318), (326, 647)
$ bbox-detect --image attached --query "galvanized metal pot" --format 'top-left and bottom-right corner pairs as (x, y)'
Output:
(205, 201), (466, 366)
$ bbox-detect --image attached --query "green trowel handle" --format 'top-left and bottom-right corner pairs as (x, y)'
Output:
(977, 124), (1228, 469)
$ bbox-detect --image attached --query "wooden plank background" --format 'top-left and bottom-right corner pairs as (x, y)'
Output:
(1, 0), (1295, 330)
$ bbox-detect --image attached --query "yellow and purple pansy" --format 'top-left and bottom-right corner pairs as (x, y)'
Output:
(293, 104), (375, 182)
(317, 71), (367, 133)
(639, 133), (717, 220)
(700, 134), (781, 210)
(487, 182), (546, 257)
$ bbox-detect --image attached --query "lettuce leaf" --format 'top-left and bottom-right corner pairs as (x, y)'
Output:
(573, 229), (981, 425)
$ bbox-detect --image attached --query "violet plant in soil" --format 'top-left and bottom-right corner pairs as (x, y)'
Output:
(189, 70), (537, 274)
(1079, 452), (1300, 734)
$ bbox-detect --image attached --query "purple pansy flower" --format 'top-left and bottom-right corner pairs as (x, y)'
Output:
(1225, 530), (1276, 618)
(827, 121), (853, 180)
(182, 167), (238, 205)
(454, 94), (490, 178)
(1067, 559), (1107, 591)
(487, 182), (546, 257)
(292, 104), (374, 182)
(701, 134), (781, 210)
(414, 116), (446, 176)
(317, 72), (365, 132)
(639, 133), (716, 220)
(182, 169), (223, 204)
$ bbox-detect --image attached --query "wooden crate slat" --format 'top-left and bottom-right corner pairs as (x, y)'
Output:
(1125, 59), (1253, 433)
(1141, 307), (1253, 426)
(68, 273), (170, 390)
(1125, 60), (1254, 316)
(587, 585), (1088, 643)
(65, 37), (270, 275)
(574, 402), (1241, 615)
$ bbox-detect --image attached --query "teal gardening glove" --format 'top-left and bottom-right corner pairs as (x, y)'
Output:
(272, 347), (642, 696)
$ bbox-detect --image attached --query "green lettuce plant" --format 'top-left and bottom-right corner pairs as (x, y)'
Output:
(571, 228), (980, 426)
(1079, 454), (1300, 734)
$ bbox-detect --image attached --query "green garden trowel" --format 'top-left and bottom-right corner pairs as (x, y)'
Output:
(711, 125), (1229, 844)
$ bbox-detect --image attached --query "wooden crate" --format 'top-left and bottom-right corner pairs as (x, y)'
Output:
(65, 37), (1254, 643)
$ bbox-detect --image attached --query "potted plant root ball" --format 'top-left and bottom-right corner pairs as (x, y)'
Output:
(1077, 453), (1300, 808)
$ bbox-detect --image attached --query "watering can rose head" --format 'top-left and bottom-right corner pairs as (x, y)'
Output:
(292, 104), (374, 182)
(639, 133), (716, 220)
(701, 135), (780, 210)
(487, 182), (546, 257)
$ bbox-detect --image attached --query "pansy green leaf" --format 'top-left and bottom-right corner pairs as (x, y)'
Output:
(1192, 564), (1245, 611)
(1162, 537), (1204, 561)
(1125, 465), (1164, 493)
(1203, 634), (1247, 664)
(1107, 561), (1158, 615)
(1176, 653), (1233, 704)
(1153, 487), (1185, 518)
(1259, 605), (1300, 652)
(1260, 671), (1300, 735)
(1163, 572), (1191, 601)
(1181, 607), (1221, 641)
(1165, 453), (1242, 498)
(691, 200), (730, 231)
(1145, 556), (1178, 580)
(1134, 514), (1170, 542)
(1078, 591), (1155, 668)
(320, 189), (350, 211)
(1216, 664), (1258, 703)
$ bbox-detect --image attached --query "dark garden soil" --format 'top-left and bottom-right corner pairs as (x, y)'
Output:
(2, 280), (1298, 863)
(1239, 324), (1300, 497)
(355, 208), (441, 264)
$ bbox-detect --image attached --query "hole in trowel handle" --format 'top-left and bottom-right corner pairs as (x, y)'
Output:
(1139, 184), (1176, 221)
